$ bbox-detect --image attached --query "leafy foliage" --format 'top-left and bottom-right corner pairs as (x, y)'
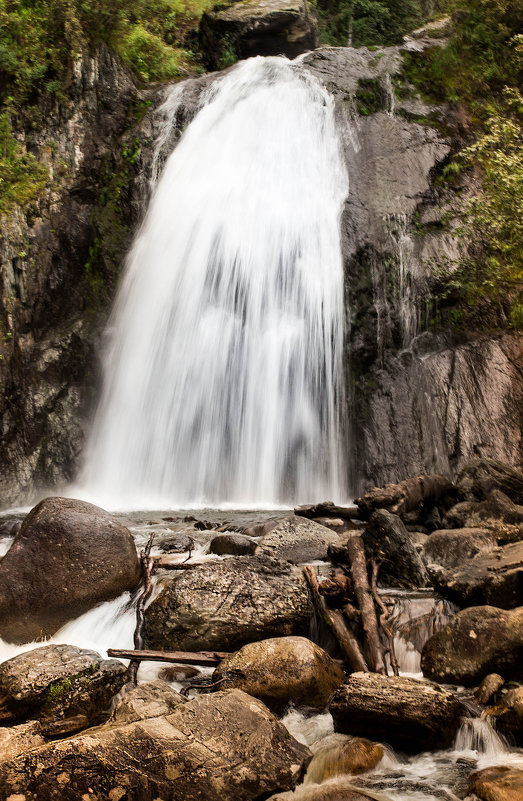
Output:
(316, 0), (430, 48)
(0, 111), (48, 214)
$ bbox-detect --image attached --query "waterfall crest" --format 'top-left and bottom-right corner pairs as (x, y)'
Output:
(79, 56), (349, 509)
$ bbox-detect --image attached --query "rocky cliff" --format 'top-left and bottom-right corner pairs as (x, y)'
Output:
(0, 38), (521, 506)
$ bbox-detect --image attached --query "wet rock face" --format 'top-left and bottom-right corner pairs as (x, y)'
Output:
(144, 555), (311, 652)
(0, 497), (140, 643)
(329, 672), (465, 753)
(0, 644), (127, 727)
(199, 0), (318, 70)
(256, 516), (342, 564)
(421, 605), (523, 685)
(212, 636), (345, 712)
(0, 689), (312, 801)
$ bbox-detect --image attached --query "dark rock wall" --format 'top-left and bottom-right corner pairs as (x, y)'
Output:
(0, 41), (521, 506)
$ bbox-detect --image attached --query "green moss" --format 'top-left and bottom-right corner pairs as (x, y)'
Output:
(354, 77), (386, 115)
(0, 112), (48, 215)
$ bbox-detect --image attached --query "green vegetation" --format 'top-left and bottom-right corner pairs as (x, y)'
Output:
(0, 0), (212, 107)
(316, 0), (435, 48)
(403, 1), (522, 329)
(0, 111), (48, 214)
(355, 77), (386, 115)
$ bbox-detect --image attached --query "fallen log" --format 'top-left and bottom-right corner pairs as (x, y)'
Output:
(345, 534), (388, 676)
(107, 648), (231, 666)
(303, 565), (368, 673)
(355, 474), (453, 519)
(295, 501), (359, 519)
(154, 557), (203, 569)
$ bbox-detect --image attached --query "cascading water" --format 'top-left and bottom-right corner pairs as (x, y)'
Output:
(79, 56), (349, 509)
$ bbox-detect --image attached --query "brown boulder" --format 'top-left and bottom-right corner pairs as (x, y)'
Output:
(468, 765), (523, 801)
(305, 733), (384, 782)
(0, 497), (140, 642)
(255, 516), (342, 564)
(0, 689), (311, 800)
(329, 672), (465, 752)
(457, 458), (523, 504)
(422, 527), (497, 568)
(421, 605), (523, 685)
(212, 636), (345, 712)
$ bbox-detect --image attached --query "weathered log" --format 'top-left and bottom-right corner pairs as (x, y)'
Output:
(303, 565), (368, 673)
(295, 501), (359, 519)
(154, 557), (203, 569)
(345, 534), (388, 676)
(370, 560), (399, 677)
(107, 648), (231, 666)
(355, 474), (454, 519)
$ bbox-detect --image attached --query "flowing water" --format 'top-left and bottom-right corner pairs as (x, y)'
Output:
(77, 56), (349, 510)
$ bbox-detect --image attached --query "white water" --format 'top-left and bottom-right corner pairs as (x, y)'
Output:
(78, 56), (349, 510)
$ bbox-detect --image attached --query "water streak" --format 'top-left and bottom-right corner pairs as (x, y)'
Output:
(79, 57), (349, 509)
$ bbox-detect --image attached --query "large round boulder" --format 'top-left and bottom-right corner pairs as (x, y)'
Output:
(0, 689), (311, 801)
(468, 766), (523, 801)
(144, 555), (311, 652)
(305, 733), (384, 782)
(421, 605), (523, 685)
(362, 509), (429, 588)
(212, 636), (345, 711)
(0, 497), (140, 643)
(422, 527), (497, 568)
(329, 672), (466, 753)
(255, 516), (342, 564)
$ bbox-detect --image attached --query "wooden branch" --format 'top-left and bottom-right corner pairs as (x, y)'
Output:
(295, 501), (359, 520)
(345, 534), (388, 676)
(371, 559), (399, 677)
(107, 648), (230, 666)
(303, 565), (368, 673)
(154, 556), (203, 569)
(129, 533), (157, 684)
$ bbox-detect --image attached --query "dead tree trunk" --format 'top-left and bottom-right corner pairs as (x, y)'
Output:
(303, 565), (368, 673)
(370, 559), (399, 677)
(129, 533), (156, 685)
(345, 534), (388, 675)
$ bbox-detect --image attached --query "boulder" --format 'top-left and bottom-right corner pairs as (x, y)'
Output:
(486, 685), (523, 742)
(457, 458), (523, 504)
(421, 605), (523, 685)
(256, 516), (342, 564)
(210, 533), (257, 556)
(362, 509), (429, 588)
(0, 497), (140, 642)
(329, 672), (466, 752)
(159, 533), (195, 553)
(0, 720), (44, 761)
(199, 0), (319, 71)
(212, 636), (345, 712)
(305, 733), (384, 782)
(241, 519), (280, 538)
(269, 784), (379, 801)
(442, 500), (478, 528)
(0, 689), (311, 800)
(474, 490), (523, 526)
(468, 766), (523, 801)
(422, 528), (497, 568)
(430, 540), (523, 609)
(144, 555), (311, 652)
(110, 680), (186, 724)
(0, 644), (127, 726)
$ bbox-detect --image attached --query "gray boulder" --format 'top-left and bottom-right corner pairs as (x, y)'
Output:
(144, 555), (311, 652)
(200, 0), (318, 70)
(0, 644), (127, 726)
(210, 533), (257, 556)
(212, 636), (345, 712)
(0, 497), (140, 643)
(0, 689), (311, 801)
(329, 672), (465, 753)
(422, 527), (497, 568)
(256, 516), (342, 564)
(110, 679), (186, 724)
(430, 540), (523, 609)
(421, 605), (523, 685)
(362, 509), (429, 588)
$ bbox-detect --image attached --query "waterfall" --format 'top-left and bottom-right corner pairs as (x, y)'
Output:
(79, 56), (349, 509)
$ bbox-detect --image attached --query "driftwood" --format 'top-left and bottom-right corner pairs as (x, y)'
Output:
(370, 559), (399, 677)
(295, 501), (359, 519)
(108, 648), (231, 666)
(129, 533), (157, 684)
(345, 534), (388, 676)
(303, 565), (368, 673)
(154, 556), (203, 569)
